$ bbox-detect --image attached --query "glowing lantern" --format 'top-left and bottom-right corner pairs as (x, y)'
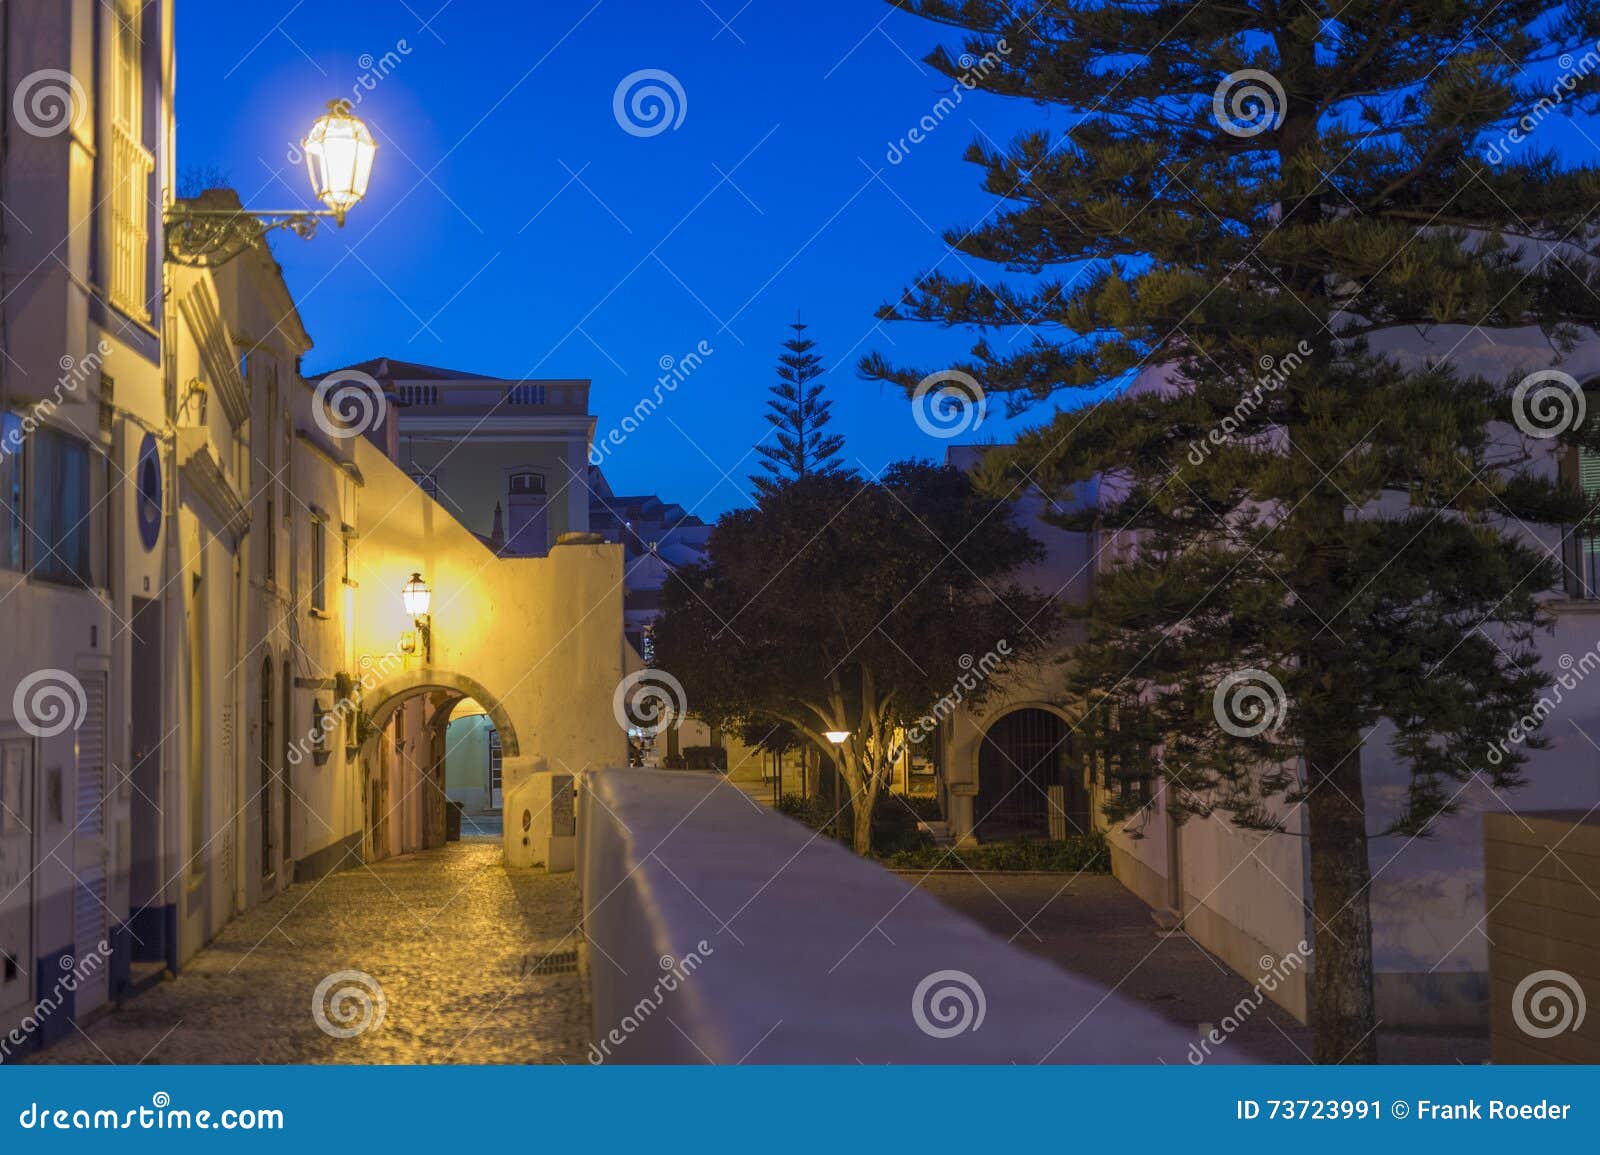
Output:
(303, 100), (376, 223)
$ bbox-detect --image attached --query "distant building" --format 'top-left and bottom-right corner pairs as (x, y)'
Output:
(324, 359), (596, 557)
(587, 469), (710, 653)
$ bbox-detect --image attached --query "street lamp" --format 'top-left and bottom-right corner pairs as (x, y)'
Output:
(401, 572), (432, 617)
(824, 730), (851, 746)
(165, 100), (378, 267)
(402, 572), (432, 662)
(302, 101), (378, 221)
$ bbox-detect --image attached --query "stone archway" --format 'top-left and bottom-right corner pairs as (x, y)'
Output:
(362, 668), (523, 758)
(975, 704), (1087, 841)
(358, 669), (525, 861)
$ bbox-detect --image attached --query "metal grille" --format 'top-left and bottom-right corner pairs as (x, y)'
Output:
(525, 950), (578, 976)
(75, 674), (106, 837)
(976, 709), (1087, 841)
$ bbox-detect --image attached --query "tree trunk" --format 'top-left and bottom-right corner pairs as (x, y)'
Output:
(851, 790), (874, 855)
(1305, 740), (1378, 1063)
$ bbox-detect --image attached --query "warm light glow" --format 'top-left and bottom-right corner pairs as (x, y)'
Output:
(824, 730), (851, 746)
(303, 100), (376, 222)
(402, 572), (431, 617)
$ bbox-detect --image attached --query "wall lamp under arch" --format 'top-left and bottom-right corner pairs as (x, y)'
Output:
(401, 572), (432, 663)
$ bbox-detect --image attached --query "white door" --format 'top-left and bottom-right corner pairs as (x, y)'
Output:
(0, 737), (34, 1023)
(489, 729), (503, 810)
(72, 671), (109, 1015)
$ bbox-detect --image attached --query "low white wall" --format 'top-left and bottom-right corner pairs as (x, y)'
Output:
(577, 768), (1227, 1064)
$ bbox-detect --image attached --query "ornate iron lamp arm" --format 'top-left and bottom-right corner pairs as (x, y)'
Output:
(164, 205), (340, 269)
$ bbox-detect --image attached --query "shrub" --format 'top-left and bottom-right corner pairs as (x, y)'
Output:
(682, 745), (728, 772)
(883, 834), (1110, 874)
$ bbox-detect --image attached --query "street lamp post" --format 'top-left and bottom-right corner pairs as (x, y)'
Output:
(165, 100), (377, 268)
(824, 730), (850, 838)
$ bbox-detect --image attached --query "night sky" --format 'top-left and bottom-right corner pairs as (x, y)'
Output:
(175, 0), (1068, 515)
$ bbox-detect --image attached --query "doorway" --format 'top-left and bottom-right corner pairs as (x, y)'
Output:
(0, 736), (34, 1025)
(259, 658), (274, 880)
(976, 708), (1086, 841)
(128, 596), (166, 964)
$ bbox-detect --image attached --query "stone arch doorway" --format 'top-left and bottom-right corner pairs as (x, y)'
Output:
(358, 670), (523, 862)
(975, 707), (1088, 842)
(362, 669), (522, 756)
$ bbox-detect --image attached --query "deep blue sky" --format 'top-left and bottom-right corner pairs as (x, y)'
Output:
(176, 0), (1063, 516)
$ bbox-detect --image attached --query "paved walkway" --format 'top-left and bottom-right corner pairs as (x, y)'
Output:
(914, 873), (1489, 1064)
(31, 837), (587, 1064)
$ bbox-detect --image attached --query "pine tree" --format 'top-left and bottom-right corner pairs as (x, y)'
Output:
(864, 2), (1600, 1062)
(751, 319), (846, 499)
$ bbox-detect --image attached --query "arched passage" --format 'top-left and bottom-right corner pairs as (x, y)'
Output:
(357, 669), (525, 861)
(975, 706), (1088, 842)
(362, 668), (522, 757)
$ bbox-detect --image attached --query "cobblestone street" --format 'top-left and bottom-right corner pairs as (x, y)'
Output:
(29, 837), (587, 1065)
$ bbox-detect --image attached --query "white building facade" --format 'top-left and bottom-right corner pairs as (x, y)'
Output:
(936, 331), (1600, 1029)
(1, 2), (626, 1059)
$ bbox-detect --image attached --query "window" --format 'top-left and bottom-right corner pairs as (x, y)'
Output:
(108, 0), (153, 320)
(1564, 405), (1600, 599)
(31, 428), (92, 586)
(0, 414), (22, 570)
(410, 470), (439, 499)
(264, 497), (276, 584)
(311, 517), (327, 613)
(265, 369), (278, 585)
(509, 470), (545, 496)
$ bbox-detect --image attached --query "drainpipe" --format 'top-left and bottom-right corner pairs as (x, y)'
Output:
(0, 0), (13, 425)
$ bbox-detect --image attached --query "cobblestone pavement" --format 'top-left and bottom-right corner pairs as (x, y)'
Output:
(913, 872), (1490, 1064)
(31, 837), (587, 1064)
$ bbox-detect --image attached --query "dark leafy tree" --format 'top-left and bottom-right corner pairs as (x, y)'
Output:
(654, 463), (1053, 853)
(863, 1), (1600, 1062)
(751, 320), (846, 499)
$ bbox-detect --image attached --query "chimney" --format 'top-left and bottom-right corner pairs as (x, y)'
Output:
(504, 471), (550, 556)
